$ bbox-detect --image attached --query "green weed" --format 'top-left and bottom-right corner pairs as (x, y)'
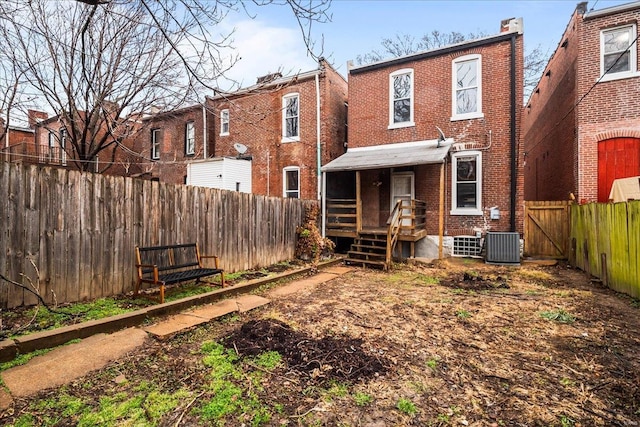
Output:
(560, 415), (575, 427)
(353, 392), (372, 406)
(540, 309), (575, 323)
(396, 398), (417, 415)
(252, 351), (282, 370)
(426, 357), (438, 371)
(456, 309), (471, 319)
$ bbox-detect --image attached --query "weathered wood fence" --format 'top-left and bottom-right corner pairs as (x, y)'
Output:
(0, 162), (314, 309)
(569, 201), (640, 299)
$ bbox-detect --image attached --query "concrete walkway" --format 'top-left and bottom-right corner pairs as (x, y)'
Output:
(0, 263), (352, 407)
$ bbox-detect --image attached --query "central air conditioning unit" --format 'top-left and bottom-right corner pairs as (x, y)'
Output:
(485, 232), (520, 264)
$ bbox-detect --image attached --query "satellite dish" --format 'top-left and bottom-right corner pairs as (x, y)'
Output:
(233, 143), (248, 154)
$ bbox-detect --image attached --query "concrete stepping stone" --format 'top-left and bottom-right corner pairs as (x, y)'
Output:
(2, 328), (147, 397)
(269, 272), (339, 297)
(144, 313), (209, 339)
(235, 295), (271, 313)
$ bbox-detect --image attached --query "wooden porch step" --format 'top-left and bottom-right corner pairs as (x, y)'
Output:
(347, 250), (385, 260)
(351, 243), (387, 253)
(344, 258), (387, 269)
(355, 236), (387, 244)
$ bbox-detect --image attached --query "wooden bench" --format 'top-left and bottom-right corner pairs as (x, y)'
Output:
(135, 243), (225, 303)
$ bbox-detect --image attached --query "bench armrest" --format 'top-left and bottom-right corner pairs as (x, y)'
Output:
(199, 255), (221, 269)
(136, 263), (160, 282)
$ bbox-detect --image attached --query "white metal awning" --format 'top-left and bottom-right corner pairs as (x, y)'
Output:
(321, 139), (453, 172)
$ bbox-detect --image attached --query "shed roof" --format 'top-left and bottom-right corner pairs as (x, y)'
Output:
(321, 139), (453, 172)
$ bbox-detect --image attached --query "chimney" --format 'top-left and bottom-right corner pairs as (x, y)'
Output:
(27, 109), (48, 129)
(256, 72), (282, 85)
(500, 17), (523, 34)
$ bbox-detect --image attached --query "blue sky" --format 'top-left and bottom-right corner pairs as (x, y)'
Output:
(218, 0), (633, 88)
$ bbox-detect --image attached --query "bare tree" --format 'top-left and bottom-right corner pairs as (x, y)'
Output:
(0, 0), (330, 172)
(356, 30), (548, 101)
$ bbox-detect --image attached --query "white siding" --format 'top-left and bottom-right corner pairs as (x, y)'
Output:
(186, 157), (252, 193)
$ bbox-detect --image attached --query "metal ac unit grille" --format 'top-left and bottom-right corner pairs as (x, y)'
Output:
(485, 232), (520, 264)
(453, 236), (482, 257)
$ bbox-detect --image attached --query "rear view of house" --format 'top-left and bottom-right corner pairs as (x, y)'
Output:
(322, 18), (525, 266)
(523, 1), (640, 202)
(206, 59), (348, 200)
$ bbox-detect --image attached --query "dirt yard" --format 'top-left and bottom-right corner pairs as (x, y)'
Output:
(2, 259), (640, 426)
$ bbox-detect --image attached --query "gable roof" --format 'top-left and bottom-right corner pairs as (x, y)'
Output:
(349, 30), (520, 75)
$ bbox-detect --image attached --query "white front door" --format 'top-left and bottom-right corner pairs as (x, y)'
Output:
(391, 172), (414, 226)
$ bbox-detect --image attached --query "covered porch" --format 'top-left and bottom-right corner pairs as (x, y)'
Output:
(321, 139), (453, 269)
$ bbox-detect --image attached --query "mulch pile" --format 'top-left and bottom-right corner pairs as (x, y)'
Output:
(223, 318), (388, 385)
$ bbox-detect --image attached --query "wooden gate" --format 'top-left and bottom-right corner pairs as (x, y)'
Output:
(524, 201), (571, 259)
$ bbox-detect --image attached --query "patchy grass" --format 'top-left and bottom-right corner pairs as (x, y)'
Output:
(540, 309), (576, 323)
(396, 397), (417, 415)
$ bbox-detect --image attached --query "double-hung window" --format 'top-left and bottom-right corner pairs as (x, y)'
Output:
(185, 121), (195, 156)
(283, 166), (300, 198)
(282, 93), (299, 141)
(452, 54), (483, 120)
(451, 151), (482, 215)
(601, 25), (638, 81)
(151, 128), (161, 160)
(220, 109), (229, 136)
(389, 68), (414, 128)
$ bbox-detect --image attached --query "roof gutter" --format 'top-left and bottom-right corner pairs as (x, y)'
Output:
(509, 33), (517, 233)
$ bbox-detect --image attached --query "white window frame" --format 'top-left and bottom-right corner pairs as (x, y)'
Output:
(283, 166), (300, 198)
(185, 121), (195, 156)
(282, 93), (300, 142)
(451, 150), (482, 216)
(388, 68), (415, 129)
(451, 54), (484, 121)
(151, 128), (160, 160)
(220, 109), (229, 136)
(600, 24), (639, 82)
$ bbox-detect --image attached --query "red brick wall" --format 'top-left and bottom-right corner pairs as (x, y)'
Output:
(133, 105), (206, 184)
(208, 63), (347, 200)
(348, 34), (524, 235)
(577, 7), (640, 202)
(522, 10), (580, 201)
(524, 4), (640, 203)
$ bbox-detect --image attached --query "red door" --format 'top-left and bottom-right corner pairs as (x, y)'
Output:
(597, 137), (640, 202)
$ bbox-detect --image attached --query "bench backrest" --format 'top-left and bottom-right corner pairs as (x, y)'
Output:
(136, 243), (200, 274)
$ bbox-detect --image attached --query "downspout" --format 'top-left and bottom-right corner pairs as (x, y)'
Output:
(202, 104), (207, 158)
(509, 33), (517, 233)
(315, 72), (322, 200)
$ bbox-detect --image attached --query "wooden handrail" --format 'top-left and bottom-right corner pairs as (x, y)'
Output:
(386, 199), (403, 267)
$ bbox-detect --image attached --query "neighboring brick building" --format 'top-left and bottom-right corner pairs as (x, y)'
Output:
(1, 115), (36, 163)
(206, 59), (348, 199)
(132, 104), (211, 183)
(30, 107), (139, 176)
(322, 19), (524, 260)
(523, 1), (640, 202)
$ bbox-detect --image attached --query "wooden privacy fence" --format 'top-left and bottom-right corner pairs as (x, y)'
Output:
(569, 201), (640, 299)
(0, 162), (313, 309)
(524, 201), (571, 258)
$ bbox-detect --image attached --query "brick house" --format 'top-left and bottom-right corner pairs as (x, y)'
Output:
(26, 108), (140, 176)
(523, 1), (640, 202)
(1, 114), (36, 163)
(205, 59), (347, 199)
(322, 19), (524, 264)
(132, 104), (211, 183)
